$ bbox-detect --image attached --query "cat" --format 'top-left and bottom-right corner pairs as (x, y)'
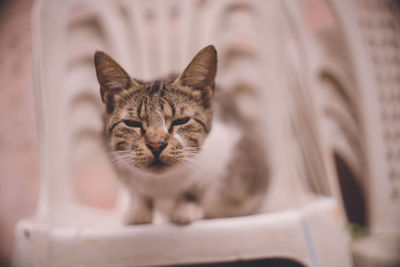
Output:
(94, 45), (268, 225)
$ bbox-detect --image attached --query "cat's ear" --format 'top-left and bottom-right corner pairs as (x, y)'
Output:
(175, 45), (217, 104)
(94, 51), (138, 111)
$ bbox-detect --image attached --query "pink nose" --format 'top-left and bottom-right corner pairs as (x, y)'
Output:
(146, 141), (167, 156)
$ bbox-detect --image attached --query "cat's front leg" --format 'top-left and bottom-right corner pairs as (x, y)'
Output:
(123, 193), (153, 225)
(170, 192), (204, 225)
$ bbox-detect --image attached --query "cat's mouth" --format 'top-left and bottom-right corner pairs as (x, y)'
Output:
(146, 158), (169, 172)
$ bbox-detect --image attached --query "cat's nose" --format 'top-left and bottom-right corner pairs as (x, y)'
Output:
(146, 141), (167, 156)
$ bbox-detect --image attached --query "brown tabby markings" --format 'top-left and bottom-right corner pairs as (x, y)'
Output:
(94, 46), (216, 174)
(107, 78), (211, 153)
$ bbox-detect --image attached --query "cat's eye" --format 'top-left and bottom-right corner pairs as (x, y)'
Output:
(123, 120), (142, 128)
(172, 117), (190, 127)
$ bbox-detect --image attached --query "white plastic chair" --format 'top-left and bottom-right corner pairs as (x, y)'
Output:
(12, 0), (352, 266)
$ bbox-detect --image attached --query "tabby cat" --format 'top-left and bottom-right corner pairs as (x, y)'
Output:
(94, 45), (268, 225)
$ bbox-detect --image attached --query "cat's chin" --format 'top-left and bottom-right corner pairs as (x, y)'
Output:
(146, 159), (168, 172)
(127, 158), (187, 176)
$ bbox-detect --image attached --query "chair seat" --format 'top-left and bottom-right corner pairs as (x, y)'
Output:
(12, 197), (351, 267)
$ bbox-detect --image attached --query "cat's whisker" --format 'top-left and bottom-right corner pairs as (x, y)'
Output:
(183, 151), (200, 156)
(109, 152), (133, 159)
(108, 151), (137, 168)
(180, 147), (201, 154)
(181, 147), (201, 151)
(108, 154), (133, 163)
(183, 152), (201, 157)
(180, 156), (199, 168)
(179, 159), (193, 168)
(186, 151), (200, 154)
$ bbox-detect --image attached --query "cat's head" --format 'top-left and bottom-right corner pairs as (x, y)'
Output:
(94, 45), (217, 173)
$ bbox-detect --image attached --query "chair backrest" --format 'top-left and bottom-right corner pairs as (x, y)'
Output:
(327, 0), (400, 233)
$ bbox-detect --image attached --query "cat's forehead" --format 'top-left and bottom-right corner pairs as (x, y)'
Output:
(116, 80), (198, 116)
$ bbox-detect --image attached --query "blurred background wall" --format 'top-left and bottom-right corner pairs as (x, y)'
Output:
(0, 0), (38, 266)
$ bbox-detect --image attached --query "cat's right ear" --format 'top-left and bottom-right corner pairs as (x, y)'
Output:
(174, 45), (217, 106)
(94, 51), (138, 112)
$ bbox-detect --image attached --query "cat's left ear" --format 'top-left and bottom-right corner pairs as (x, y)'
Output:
(175, 45), (217, 105)
(94, 51), (139, 112)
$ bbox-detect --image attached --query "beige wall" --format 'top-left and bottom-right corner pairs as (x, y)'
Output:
(0, 0), (38, 265)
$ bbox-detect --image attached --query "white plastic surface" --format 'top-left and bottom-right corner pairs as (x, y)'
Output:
(13, 198), (351, 267)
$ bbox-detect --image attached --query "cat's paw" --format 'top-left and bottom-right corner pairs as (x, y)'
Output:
(123, 208), (152, 225)
(170, 202), (204, 225)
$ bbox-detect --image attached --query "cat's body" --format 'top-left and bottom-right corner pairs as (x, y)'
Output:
(94, 45), (268, 224)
